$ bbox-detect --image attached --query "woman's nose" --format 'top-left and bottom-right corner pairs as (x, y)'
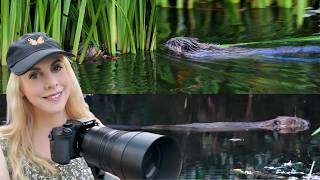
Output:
(44, 73), (58, 89)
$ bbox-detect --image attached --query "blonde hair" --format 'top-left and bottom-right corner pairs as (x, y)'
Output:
(0, 56), (97, 179)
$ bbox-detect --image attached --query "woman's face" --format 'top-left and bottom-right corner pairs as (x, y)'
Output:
(20, 55), (71, 115)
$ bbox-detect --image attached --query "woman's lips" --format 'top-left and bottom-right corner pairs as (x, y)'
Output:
(44, 91), (62, 102)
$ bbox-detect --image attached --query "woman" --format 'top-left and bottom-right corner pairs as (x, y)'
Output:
(0, 32), (117, 179)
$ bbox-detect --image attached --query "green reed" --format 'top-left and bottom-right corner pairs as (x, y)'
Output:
(277, 0), (292, 8)
(312, 128), (320, 135)
(296, 0), (308, 27)
(78, 0), (107, 63)
(158, 0), (170, 7)
(71, 0), (87, 58)
(0, 0), (157, 65)
(61, 0), (71, 46)
(252, 0), (272, 8)
(1, 0), (9, 65)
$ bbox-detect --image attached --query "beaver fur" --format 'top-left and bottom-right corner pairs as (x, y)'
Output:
(165, 37), (320, 60)
(107, 116), (310, 134)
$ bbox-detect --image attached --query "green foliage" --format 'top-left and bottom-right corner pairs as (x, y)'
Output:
(1, 0), (9, 65)
(0, 0), (157, 65)
(71, 0), (87, 59)
(158, 0), (313, 9)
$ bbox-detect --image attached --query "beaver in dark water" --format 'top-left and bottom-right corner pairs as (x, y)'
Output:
(165, 37), (320, 60)
(77, 42), (118, 61)
(108, 116), (310, 134)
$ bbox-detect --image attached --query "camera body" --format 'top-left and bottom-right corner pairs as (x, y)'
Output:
(49, 119), (182, 179)
(49, 119), (98, 164)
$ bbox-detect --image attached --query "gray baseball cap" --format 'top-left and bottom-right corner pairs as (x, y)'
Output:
(6, 32), (75, 75)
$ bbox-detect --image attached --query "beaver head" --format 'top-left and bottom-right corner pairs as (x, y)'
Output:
(165, 37), (201, 54)
(260, 116), (310, 133)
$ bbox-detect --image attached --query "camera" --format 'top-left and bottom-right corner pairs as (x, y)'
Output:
(49, 119), (182, 179)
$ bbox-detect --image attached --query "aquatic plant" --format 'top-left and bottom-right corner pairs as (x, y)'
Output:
(0, 0), (157, 65)
(312, 127), (320, 135)
(157, 0), (316, 9)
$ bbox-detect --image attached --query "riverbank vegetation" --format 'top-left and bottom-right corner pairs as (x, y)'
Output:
(157, 0), (320, 44)
(158, 0), (319, 9)
(0, 0), (157, 65)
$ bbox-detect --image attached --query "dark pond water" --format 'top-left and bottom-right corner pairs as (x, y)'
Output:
(84, 94), (320, 179)
(1, 94), (319, 179)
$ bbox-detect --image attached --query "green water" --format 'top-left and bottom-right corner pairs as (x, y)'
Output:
(156, 7), (320, 94)
(1, 8), (320, 93)
(77, 7), (320, 93)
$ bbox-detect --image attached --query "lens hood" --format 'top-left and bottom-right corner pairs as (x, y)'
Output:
(81, 126), (182, 179)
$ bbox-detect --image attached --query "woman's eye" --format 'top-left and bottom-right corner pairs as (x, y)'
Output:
(52, 65), (63, 72)
(29, 72), (38, 79)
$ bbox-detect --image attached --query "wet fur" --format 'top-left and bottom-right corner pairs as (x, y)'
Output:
(165, 37), (320, 60)
(107, 116), (310, 134)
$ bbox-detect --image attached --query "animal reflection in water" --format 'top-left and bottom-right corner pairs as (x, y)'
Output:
(109, 116), (310, 134)
(165, 37), (320, 60)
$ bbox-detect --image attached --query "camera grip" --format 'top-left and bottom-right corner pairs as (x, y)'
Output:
(49, 127), (72, 165)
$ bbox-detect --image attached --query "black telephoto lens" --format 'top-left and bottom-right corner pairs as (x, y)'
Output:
(80, 126), (182, 179)
(142, 144), (161, 179)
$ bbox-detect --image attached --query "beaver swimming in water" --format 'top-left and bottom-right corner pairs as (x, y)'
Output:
(165, 37), (320, 60)
(77, 42), (118, 61)
(107, 116), (310, 134)
(1, 116), (308, 133)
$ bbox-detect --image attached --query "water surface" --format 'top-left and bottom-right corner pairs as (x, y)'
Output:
(84, 94), (320, 179)
(156, 7), (320, 93)
(1, 7), (319, 93)
(0, 94), (319, 178)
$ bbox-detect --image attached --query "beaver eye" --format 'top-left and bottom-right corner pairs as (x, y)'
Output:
(273, 120), (280, 125)
(181, 45), (190, 51)
(182, 44), (197, 52)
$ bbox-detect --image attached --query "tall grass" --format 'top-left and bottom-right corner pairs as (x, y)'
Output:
(277, 0), (292, 8)
(296, 0), (308, 27)
(1, 0), (9, 65)
(61, 0), (71, 45)
(71, 0), (87, 58)
(107, 0), (117, 55)
(78, 0), (106, 63)
(115, 0), (136, 54)
(0, 0), (157, 65)
(252, 0), (272, 8)
(158, 0), (170, 7)
(51, 0), (61, 43)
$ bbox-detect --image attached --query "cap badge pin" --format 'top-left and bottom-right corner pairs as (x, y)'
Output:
(27, 36), (44, 46)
